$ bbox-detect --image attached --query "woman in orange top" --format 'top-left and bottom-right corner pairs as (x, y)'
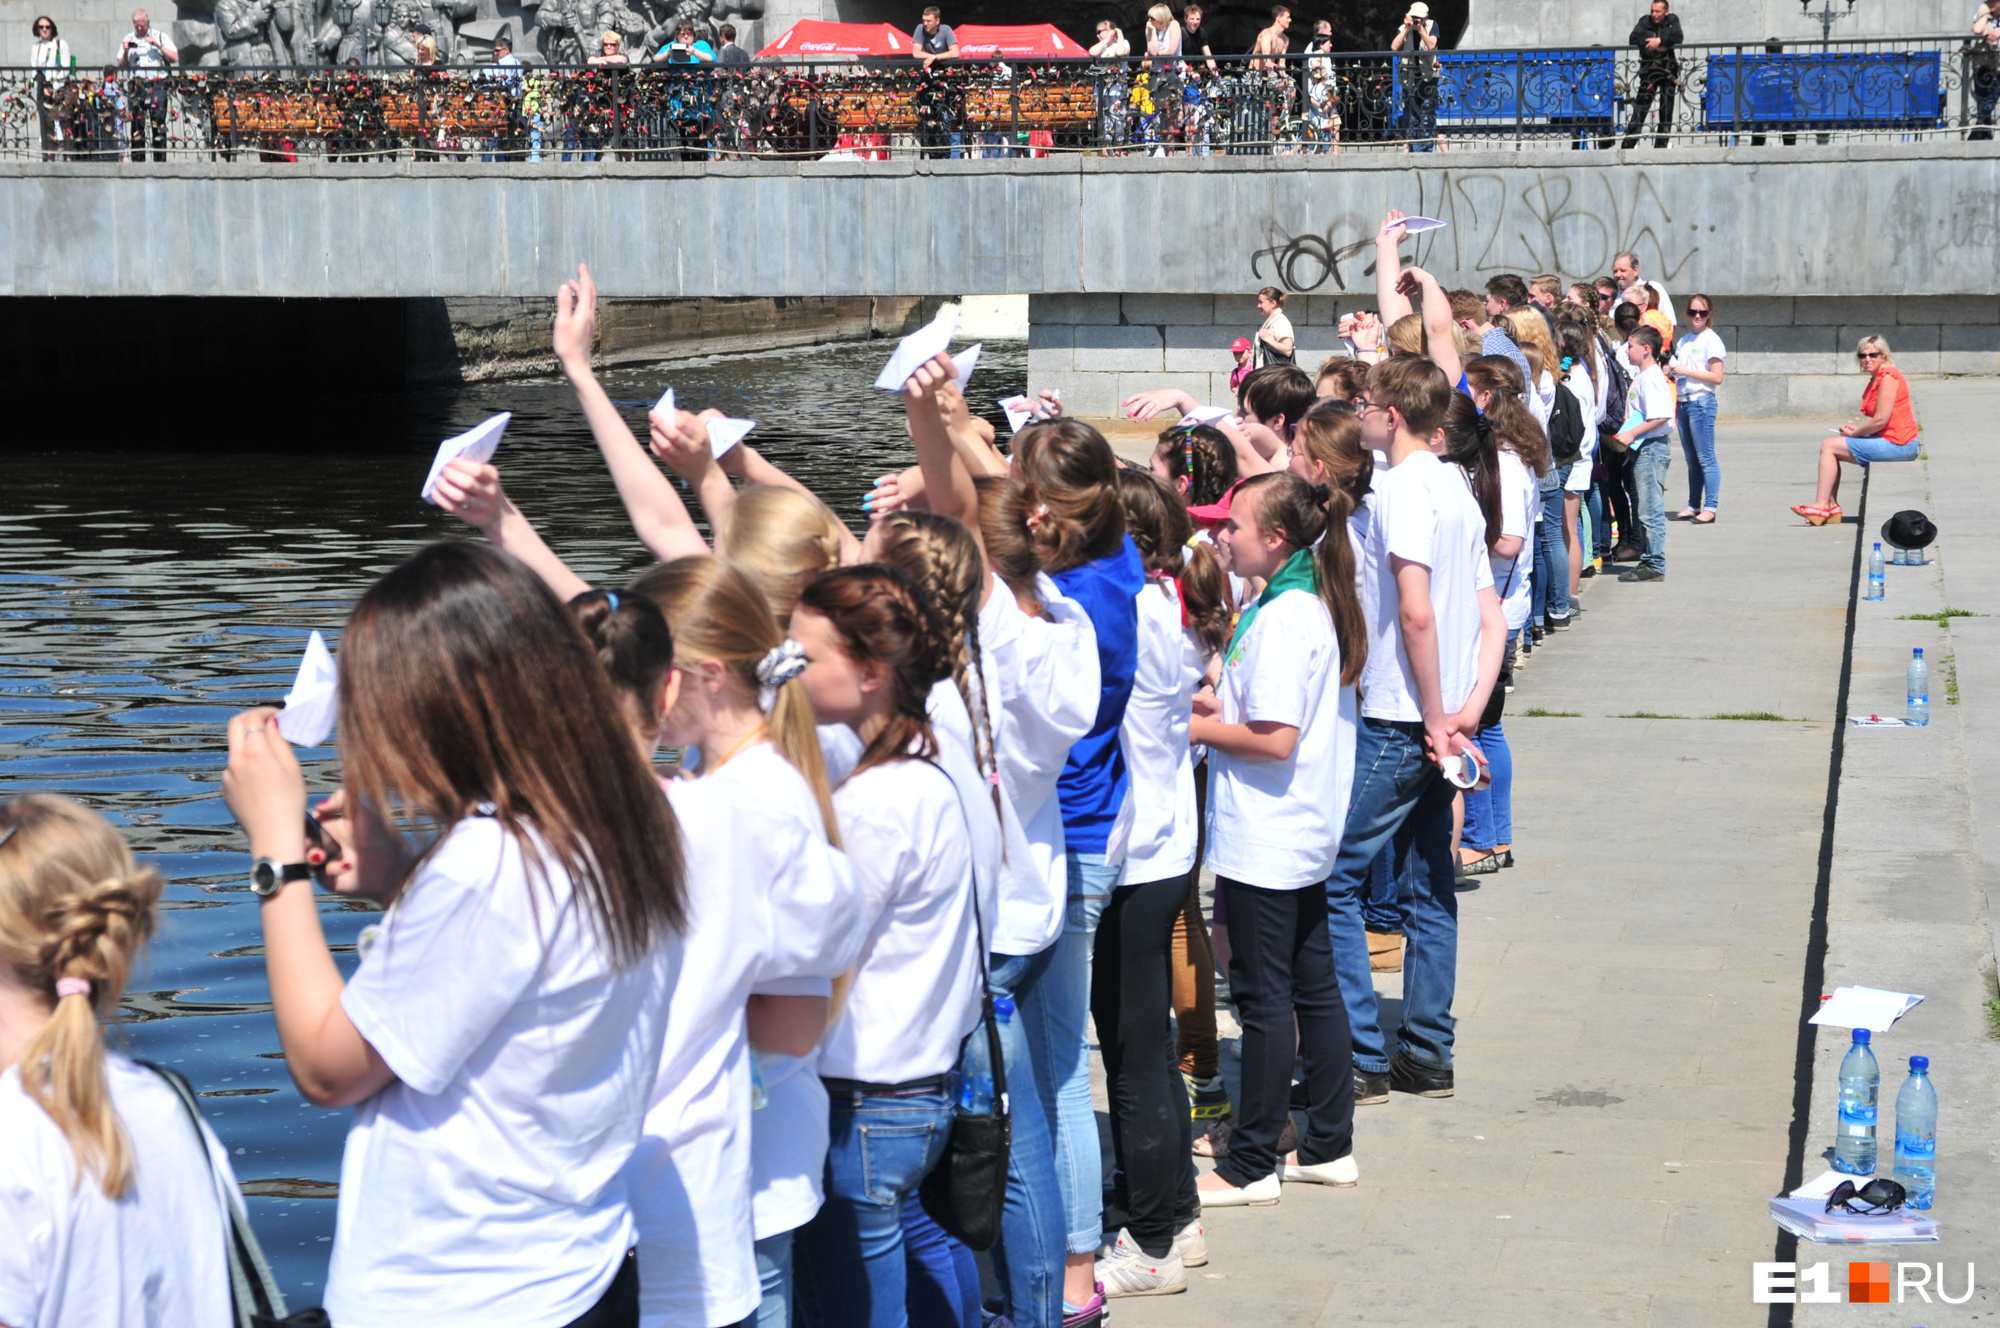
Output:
(1793, 335), (1921, 525)
(1638, 286), (1674, 343)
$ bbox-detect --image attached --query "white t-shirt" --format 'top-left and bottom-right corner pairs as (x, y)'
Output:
(1494, 449), (1536, 631)
(1627, 363), (1676, 441)
(1359, 451), (1496, 722)
(1672, 328), (1727, 400)
(0, 1056), (237, 1328)
(1118, 575), (1208, 885)
(822, 758), (982, 1085)
(629, 762), (863, 1327)
(1563, 363), (1598, 493)
(980, 575), (1099, 956)
(1205, 589), (1354, 889)
(1526, 369), (1556, 430)
(334, 817), (681, 1328)
(928, 674), (1007, 950)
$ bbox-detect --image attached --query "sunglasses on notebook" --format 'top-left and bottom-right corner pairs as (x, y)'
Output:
(1825, 1177), (1906, 1215)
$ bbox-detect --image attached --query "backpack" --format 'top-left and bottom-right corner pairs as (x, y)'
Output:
(1546, 380), (1587, 466)
(1596, 335), (1631, 439)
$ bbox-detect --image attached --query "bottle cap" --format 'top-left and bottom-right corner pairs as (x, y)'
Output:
(1852, 1027), (1871, 1044)
(1874, 541), (1881, 548)
(993, 997), (1015, 1019)
(1915, 647), (1924, 658)
(1910, 1055), (1928, 1071)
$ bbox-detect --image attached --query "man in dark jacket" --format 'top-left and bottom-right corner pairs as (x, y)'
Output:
(1621, 0), (1682, 149)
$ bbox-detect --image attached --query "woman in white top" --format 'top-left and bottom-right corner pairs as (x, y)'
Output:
(1254, 286), (1296, 368)
(787, 566), (982, 1328)
(1191, 472), (1364, 1209)
(1090, 471), (1231, 1296)
(30, 15), (72, 159)
(1556, 316), (1603, 603)
(1666, 293), (1726, 523)
(221, 540), (687, 1328)
(1089, 20), (1130, 57)
(1143, 4), (1182, 60)
(0, 795), (242, 1328)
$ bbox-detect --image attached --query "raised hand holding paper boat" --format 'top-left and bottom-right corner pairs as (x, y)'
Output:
(275, 630), (338, 748)
(875, 305), (960, 390)
(421, 413), (511, 504)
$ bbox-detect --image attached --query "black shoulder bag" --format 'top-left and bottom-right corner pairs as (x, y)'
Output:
(916, 761), (1012, 1251)
(140, 1061), (331, 1328)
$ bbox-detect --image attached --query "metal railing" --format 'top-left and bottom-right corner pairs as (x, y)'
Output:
(3, 36), (1994, 163)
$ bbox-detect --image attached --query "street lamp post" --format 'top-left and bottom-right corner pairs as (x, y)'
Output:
(1800, 0), (1859, 42)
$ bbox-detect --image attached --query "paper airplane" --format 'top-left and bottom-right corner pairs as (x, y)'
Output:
(1400, 216), (1447, 234)
(997, 395), (1037, 434)
(655, 386), (675, 417)
(705, 417), (756, 457)
(951, 344), (982, 393)
(275, 631), (338, 748)
(1181, 405), (1235, 426)
(875, 304), (960, 390)
(421, 412), (511, 504)
(1809, 985), (1924, 1032)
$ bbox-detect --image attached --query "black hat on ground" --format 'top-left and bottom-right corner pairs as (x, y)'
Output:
(1881, 510), (1938, 550)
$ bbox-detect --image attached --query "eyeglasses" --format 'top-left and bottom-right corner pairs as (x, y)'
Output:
(1857, 351), (1884, 361)
(1354, 398), (1391, 415)
(1688, 308), (1710, 317)
(1825, 1177), (1906, 1216)
(34, 22), (52, 29)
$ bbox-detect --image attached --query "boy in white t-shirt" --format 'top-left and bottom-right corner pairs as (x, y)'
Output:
(1614, 325), (1676, 582)
(1323, 357), (1506, 1100)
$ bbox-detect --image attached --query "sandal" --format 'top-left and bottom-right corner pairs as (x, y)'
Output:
(1693, 511), (1717, 525)
(1193, 1115), (1296, 1160)
(1791, 503), (1840, 527)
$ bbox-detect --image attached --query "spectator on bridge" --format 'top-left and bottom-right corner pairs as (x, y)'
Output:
(1090, 19), (1130, 58)
(913, 5), (958, 68)
(1793, 336), (1922, 526)
(1611, 251), (1676, 327)
(1144, 5), (1182, 64)
(715, 22), (749, 65)
(1251, 5), (1292, 70)
(912, 7), (959, 158)
(30, 16), (73, 162)
(1390, 3), (1440, 151)
(654, 20), (713, 61)
(589, 29), (628, 63)
(1667, 294), (1726, 523)
(1182, 4), (1220, 71)
(1622, 0), (1681, 150)
(1254, 287), (1296, 367)
(1972, 0), (2000, 140)
(117, 9), (176, 164)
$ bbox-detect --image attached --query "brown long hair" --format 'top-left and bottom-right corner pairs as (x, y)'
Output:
(1115, 469), (1232, 658)
(973, 475), (1042, 598)
(631, 557), (840, 845)
(1439, 394), (1504, 551)
(716, 484), (847, 627)
(1232, 472), (1366, 686)
(1011, 419), (1126, 572)
(569, 587), (676, 750)
(796, 566), (953, 780)
(1292, 399), (1372, 510)
(1464, 354), (1550, 476)
(338, 541), (687, 964)
(0, 795), (163, 1197)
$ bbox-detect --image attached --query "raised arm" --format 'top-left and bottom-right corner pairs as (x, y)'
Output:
(432, 458), (595, 602)
(1375, 210), (1413, 325)
(553, 263), (710, 562)
(903, 351), (980, 527)
(1399, 265), (1462, 384)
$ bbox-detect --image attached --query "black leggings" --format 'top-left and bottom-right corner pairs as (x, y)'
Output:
(559, 1251), (637, 1328)
(1214, 877), (1354, 1190)
(1092, 870), (1198, 1258)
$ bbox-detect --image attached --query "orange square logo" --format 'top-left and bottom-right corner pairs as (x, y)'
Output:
(1849, 1262), (1892, 1304)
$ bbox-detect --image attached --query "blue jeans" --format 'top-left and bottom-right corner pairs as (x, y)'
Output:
(900, 1204), (978, 1328)
(978, 950), (1065, 1328)
(794, 1088), (954, 1328)
(1324, 719), (1460, 1074)
(1535, 465), (1572, 623)
(1631, 437), (1671, 573)
(1018, 851), (1112, 1257)
(754, 1231), (792, 1328)
(1458, 723), (1513, 851)
(1362, 842), (1401, 933)
(1588, 482), (1609, 558)
(1678, 393), (1720, 512)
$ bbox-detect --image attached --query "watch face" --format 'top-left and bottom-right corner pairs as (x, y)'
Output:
(252, 860), (278, 894)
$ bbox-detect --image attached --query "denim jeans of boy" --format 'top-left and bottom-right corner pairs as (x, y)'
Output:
(753, 1231), (791, 1328)
(1678, 393), (1720, 512)
(975, 949), (1066, 1328)
(1633, 437), (1671, 573)
(1537, 464), (1572, 621)
(794, 1088), (954, 1328)
(1362, 841), (1401, 934)
(1323, 719), (1461, 1074)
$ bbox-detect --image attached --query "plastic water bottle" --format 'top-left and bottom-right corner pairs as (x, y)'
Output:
(1907, 648), (1929, 727)
(957, 997), (1014, 1113)
(1894, 1056), (1937, 1209)
(1834, 1027), (1880, 1175)
(1867, 544), (1885, 600)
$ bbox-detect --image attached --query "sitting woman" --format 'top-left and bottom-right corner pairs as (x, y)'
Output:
(1793, 335), (1921, 526)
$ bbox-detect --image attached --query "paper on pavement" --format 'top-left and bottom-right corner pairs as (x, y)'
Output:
(951, 343), (982, 392)
(875, 304), (959, 390)
(705, 417), (756, 457)
(1848, 714), (1907, 727)
(420, 412), (511, 504)
(275, 631), (338, 748)
(1809, 986), (1924, 1032)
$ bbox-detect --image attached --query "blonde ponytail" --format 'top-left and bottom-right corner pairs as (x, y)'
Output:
(0, 795), (163, 1198)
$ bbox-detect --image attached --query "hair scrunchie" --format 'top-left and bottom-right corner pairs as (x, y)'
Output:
(755, 639), (808, 711)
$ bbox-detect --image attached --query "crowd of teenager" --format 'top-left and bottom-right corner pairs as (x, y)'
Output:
(2, 218), (1744, 1328)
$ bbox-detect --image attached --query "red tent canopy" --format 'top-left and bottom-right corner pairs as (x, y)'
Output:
(952, 23), (1089, 58)
(755, 20), (910, 58)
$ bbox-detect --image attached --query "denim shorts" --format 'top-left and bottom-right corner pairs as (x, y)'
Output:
(1849, 435), (1920, 465)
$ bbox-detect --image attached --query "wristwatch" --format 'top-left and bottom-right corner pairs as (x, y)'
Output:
(250, 856), (310, 899)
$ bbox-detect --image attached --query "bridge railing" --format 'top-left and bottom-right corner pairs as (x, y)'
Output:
(2, 36), (1990, 163)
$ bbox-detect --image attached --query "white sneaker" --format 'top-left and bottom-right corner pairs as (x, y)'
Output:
(1094, 1228), (1188, 1297)
(1195, 1171), (1280, 1207)
(1280, 1153), (1359, 1187)
(1174, 1216), (1207, 1268)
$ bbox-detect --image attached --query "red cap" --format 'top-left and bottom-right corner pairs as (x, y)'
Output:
(1231, 337), (1253, 352)
(1186, 477), (1246, 524)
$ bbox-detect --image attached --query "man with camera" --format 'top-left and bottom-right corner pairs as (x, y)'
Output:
(117, 9), (177, 162)
(1389, 2), (1439, 151)
(1622, 0), (1682, 149)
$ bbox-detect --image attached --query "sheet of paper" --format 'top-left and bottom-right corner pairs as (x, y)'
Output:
(275, 630), (338, 748)
(1181, 405), (1235, 426)
(655, 386), (675, 417)
(951, 343), (983, 393)
(1789, 1169), (1849, 1200)
(1400, 216), (1447, 233)
(1809, 985), (1924, 1032)
(705, 417), (756, 457)
(420, 412), (510, 504)
(875, 304), (960, 390)
(1848, 714), (1907, 727)
(997, 395), (1037, 434)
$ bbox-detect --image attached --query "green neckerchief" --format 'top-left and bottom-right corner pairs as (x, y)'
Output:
(1224, 547), (1317, 668)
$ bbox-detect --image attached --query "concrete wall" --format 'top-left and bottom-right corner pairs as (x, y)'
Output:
(1462, 0), (1964, 48)
(1034, 293), (2000, 419)
(8, 144), (2000, 301)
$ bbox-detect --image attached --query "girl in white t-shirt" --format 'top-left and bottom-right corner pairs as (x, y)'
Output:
(1092, 470), (1231, 1294)
(1190, 472), (1365, 1209)
(612, 561), (866, 1328)
(0, 795), (245, 1328)
(787, 565), (983, 1328)
(221, 540), (687, 1328)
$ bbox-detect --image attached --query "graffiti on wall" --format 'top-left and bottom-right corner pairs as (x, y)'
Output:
(1249, 170), (1702, 293)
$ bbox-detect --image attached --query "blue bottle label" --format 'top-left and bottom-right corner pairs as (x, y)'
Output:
(1896, 1132), (1935, 1159)
(1840, 1102), (1877, 1125)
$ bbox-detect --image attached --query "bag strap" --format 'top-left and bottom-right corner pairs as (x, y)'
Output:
(137, 1061), (290, 1328)
(917, 757), (1009, 1116)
